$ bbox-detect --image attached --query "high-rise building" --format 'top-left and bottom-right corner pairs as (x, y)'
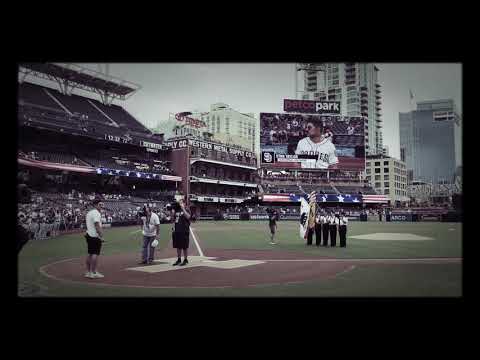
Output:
(365, 154), (409, 205)
(168, 103), (259, 154)
(296, 63), (383, 155)
(382, 146), (389, 157)
(399, 99), (460, 184)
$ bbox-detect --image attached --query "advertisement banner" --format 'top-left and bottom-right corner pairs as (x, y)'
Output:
(284, 99), (341, 114)
(390, 213), (412, 222)
(196, 196), (219, 203)
(165, 138), (254, 158)
(260, 113), (365, 170)
(262, 193), (363, 204)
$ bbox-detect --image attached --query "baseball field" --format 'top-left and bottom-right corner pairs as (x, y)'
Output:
(18, 220), (462, 297)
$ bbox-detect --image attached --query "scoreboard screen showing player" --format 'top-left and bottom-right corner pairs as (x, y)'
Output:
(260, 113), (366, 170)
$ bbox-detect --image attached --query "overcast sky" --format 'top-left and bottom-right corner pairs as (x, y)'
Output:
(30, 63), (462, 159)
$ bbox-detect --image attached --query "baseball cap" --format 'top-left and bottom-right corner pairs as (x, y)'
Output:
(92, 198), (103, 206)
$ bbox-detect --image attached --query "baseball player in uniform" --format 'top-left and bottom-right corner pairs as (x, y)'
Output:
(295, 120), (338, 169)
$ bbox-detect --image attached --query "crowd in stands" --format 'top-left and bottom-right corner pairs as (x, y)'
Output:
(17, 189), (175, 241)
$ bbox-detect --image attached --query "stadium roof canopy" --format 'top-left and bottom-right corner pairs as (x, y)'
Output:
(19, 63), (141, 104)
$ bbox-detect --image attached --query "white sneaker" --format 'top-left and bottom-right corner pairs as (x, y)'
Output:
(91, 272), (104, 278)
(84, 272), (93, 278)
(269, 242), (277, 245)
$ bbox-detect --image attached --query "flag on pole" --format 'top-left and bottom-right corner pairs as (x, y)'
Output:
(299, 197), (311, 240)
(299, 191), (317, 240)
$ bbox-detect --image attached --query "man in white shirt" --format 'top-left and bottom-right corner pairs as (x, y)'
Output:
(84, 199), (105, 279)
(139, 205), (161, 265)
(295, 120), (338, 169)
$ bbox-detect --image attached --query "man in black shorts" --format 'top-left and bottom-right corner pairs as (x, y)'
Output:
(171, 199), (191, 266)
(267, 208), (279, 245)
(84, 198), (105, 279)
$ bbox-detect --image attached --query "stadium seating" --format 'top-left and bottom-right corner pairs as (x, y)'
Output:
(90, 99), (150, 134)
(19, 81), (152, 135)
(19, 82), (65, 111)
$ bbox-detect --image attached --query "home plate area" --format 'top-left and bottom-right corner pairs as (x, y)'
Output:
(126, 256), (266, 273)
(41, 249), (355, 288)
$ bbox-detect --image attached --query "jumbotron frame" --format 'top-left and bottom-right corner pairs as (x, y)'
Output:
(18, 63), (142, 105)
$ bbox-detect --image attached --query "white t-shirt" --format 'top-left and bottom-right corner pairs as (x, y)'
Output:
(86, 208), (102, 238)
(339, 216), (348, 226)
(295, 137), (338, 169)
(141, 212), (160, 237)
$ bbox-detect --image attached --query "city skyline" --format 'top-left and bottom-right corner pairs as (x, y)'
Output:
(24, 63), (462, 160)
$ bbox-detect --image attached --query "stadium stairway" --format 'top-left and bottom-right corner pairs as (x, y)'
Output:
(329, 183), (341, 195)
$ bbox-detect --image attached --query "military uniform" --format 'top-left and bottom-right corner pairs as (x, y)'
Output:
(339, 214), (348, 247)
(329, 215), (339, 247)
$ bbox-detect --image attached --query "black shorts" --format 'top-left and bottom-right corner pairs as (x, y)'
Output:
(269, 223), (277, 233)
(85, 234), (102, 255)
(172, 232), (189, 249)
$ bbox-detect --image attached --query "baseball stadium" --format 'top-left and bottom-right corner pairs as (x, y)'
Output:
(17, 63), (463, 297)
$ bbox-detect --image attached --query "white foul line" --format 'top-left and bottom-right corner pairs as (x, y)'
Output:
(190, 227), (204, 257)
(130, 229), (142, 234)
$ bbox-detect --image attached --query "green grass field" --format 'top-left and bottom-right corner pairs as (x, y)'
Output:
(18, 221), (462, 297)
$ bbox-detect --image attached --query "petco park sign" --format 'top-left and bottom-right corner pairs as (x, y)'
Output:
(284, 99), (341, 114)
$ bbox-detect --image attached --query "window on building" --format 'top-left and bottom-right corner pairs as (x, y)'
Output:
(366, 162), (370, 167)
(384, 189), (390, 195)
(384, 168), (389, 173)
(375, 168), (380, 174)
(384, 182), (389, 188)
(375, 182), (381, 188)
(384, 161), (388, 165)
(366, 176), (371, 181)
(375, 162), (380, 166)
(366, 169), (371, 174)
(375, 175), (381, 180)
(384, 174), (389, 180)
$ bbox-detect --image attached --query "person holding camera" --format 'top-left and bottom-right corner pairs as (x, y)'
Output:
(171, 199), (191, 266)
(138, 205), (161, 265)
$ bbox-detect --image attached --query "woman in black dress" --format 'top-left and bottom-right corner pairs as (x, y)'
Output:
(171, 199), (191, 266)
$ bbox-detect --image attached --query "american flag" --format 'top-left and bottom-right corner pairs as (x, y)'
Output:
(263, 194), (292, 202)
(362, 194), (389, 204)
(18, 158), (96, 174)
